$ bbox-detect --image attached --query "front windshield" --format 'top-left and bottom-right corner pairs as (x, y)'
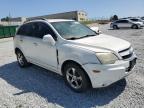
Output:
(51, 21), (97, 39)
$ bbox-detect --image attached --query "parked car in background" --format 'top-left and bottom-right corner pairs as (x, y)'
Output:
(14, 19), (137, 92)
(129, 18), (144, 23)
(110, 19), (144, 29)
(141, 17), (144, 22)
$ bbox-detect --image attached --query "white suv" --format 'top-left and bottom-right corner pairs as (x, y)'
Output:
(14, 19), (137, 92)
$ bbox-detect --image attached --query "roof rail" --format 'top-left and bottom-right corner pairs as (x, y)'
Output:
(23, 18), (47, 23)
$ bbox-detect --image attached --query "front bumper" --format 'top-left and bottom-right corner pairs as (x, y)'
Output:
(139, 24), (144, 27)
(110, 24), (113, 28)
(82, 55), (137, 88)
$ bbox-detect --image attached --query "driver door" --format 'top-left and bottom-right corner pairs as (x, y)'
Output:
(30, 22), (58, 71)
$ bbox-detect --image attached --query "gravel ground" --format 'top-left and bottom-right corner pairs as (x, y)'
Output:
(0, 24), (144, 108)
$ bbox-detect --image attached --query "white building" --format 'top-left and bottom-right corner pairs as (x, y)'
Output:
(0, 10), (87, 26)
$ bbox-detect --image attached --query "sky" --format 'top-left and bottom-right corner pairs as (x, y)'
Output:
(0, 0), (144, 19)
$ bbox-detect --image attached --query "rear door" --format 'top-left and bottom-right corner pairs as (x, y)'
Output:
(16, 23), (35, 59)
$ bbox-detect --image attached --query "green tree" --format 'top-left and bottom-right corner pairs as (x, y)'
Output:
(110, 15), (118, 21)
(1, 16), (11, 21)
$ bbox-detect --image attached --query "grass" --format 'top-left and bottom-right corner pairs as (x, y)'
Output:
(81, 19), (110, 25)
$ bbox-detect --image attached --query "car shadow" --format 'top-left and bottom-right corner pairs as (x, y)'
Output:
(0, 61), (126, 108)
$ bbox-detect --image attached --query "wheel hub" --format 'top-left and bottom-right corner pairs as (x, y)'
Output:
(66, 67), (82, 89)
(17, 53), (24, 65)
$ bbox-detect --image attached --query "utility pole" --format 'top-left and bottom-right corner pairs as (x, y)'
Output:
(8, 12), (11, 26)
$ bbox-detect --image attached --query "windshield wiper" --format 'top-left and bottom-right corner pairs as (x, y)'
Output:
(66, 37), (80, 40)
(66, 34), (96, 40)
(79, 34), (96, 39)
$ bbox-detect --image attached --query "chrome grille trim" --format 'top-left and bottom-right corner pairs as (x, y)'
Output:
(119, 47), (134, 60)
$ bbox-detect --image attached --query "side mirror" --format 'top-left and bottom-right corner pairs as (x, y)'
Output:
(43, 34), (56, 46)
(90, 26), (102, 34)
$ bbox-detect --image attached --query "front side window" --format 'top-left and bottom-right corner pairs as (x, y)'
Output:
(51, 21), (97, 40)
(130, 19), (142, 22)
(33, 22), (57, 40)
(130, 19), (138, 22)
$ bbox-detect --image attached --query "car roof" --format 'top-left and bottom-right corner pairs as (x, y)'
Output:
(114, 19), (129, 22)
(118, 19), (129, 21)
(47, 19), (74, 22)
(129, 18), (139, 19)
(24, 19), (75, 24)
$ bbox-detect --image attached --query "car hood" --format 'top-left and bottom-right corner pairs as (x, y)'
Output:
(71, 34), (131, 52)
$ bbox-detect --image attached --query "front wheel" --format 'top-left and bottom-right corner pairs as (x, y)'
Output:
(132, 24), (138, 29)
(63, 63), (90, 92)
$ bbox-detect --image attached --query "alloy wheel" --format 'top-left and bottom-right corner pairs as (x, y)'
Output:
(66, 67), (83, 89)
(17, 53), (24, 66)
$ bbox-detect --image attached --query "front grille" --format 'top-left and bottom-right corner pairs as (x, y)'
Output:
(119, 47), (133, 60)
(122, 53), (133, 59)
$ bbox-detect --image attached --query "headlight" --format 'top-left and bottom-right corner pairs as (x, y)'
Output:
(96, 53), (118, 64)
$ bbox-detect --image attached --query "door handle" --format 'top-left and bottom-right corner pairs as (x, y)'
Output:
(33, 42), (38, 46)
(20, 39), (23, 42)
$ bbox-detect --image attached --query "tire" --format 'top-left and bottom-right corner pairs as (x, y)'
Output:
(16, 50), (30, 68)
(113, 25), (118, 29)
(63, 63), (90, 92)
(132, 24), (138, 29)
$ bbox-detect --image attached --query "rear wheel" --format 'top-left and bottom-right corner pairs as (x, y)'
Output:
(113, 25), (118, 29)
(63, 63), (90, 92)
(16, 50), (30, 68)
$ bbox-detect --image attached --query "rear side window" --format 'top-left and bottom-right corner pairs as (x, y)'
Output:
(17, 22), (57, 40)
(17, 25), (25, 35)
(116, 20), (129, 23)
(131, 19), (138, 21)
(17, 23), (33, 36)
(118, 20), (128, 23)
(115, 20), (122, 23)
